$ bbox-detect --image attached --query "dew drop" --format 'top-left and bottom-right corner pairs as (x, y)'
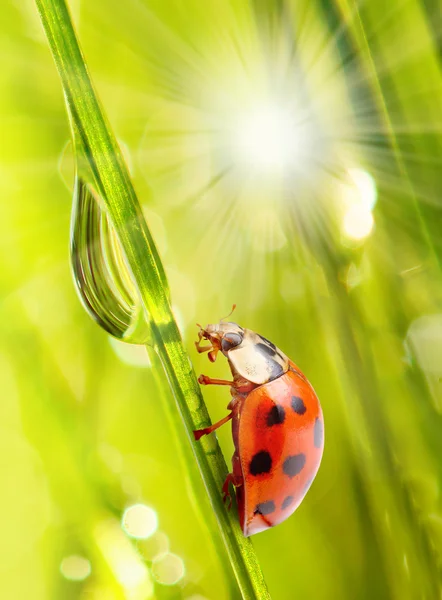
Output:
(70, 175), (150, 344)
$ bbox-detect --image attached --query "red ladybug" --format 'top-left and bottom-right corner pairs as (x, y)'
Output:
(193, 313), (324, 536)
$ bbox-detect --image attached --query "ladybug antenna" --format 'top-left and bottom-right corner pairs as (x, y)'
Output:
(219, 304), (236, 323)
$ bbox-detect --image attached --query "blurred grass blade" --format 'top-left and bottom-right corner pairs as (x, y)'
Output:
(35, 0), (271, 598)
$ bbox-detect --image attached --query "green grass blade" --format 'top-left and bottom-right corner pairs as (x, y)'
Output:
(34, 0), (271, 597)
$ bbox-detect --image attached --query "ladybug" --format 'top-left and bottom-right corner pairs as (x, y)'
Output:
(193, 311), (324, 537)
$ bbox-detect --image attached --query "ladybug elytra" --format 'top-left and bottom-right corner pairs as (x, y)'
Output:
(193, 314), (324, 537)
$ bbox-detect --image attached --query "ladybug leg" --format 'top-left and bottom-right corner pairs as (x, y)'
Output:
(195, 343), (212, 354)
(195, 330), (220, 362)
(227, 395), (241, 410)
(222, 456), (243, 509)
(195, 329), (214, 353)
(195, 330), (220, 363)
(222, 474), (235, 509)
(198, 374), (234, 386)
(194, 340), (212, 354)
(193, 412), (232, 441)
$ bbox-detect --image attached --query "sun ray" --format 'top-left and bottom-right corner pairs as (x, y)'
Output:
(73, 0), (442, 310)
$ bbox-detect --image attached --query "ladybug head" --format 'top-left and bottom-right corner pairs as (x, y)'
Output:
(196, 321), (244, 362)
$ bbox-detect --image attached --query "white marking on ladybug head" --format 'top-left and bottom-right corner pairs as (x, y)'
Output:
(227, 329), (289, 385)
(199, 321), (289, 384)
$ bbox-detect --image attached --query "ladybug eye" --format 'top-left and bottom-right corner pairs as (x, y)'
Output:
(221, 332), (243, 352)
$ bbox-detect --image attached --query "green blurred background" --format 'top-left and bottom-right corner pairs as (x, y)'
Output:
(1, 0), (442, 598)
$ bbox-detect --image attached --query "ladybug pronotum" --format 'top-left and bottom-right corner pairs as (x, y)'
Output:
(193, 314), (324, 536)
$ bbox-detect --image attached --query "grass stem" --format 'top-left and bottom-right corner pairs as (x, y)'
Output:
(35, 0), (271, 597)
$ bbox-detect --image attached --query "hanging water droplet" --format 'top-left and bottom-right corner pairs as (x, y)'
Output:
(70, 176), (151, 344)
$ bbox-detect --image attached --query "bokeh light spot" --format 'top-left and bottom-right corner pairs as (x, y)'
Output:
(95, 520), (153, 595)
(151, 552), (185, 586)
(348, 168), (377, 209)
(139, 531), (170, 561)
(60, 555), (91, 581)
(122, 504), (158, 540)
(343, 204), (374, 240)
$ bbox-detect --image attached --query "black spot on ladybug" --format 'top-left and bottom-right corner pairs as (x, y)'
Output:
(267, 404), (285, 426)
(269, 361), (284, 380)
(254, 501), (276, 516)
(258, 336), (287, 362)
(250, 451), (272, 476)
(256, 344), (284, 380)
(281, 495), (294, 510)
(258, 335), (277, 351)
(256, 343), (278, 359)
(291, 396), (306, 415)
(283, 453), (306, 478)
(314, 418), (324, 448)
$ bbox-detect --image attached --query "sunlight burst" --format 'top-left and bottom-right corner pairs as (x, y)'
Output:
(232, 104), (306, 172)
